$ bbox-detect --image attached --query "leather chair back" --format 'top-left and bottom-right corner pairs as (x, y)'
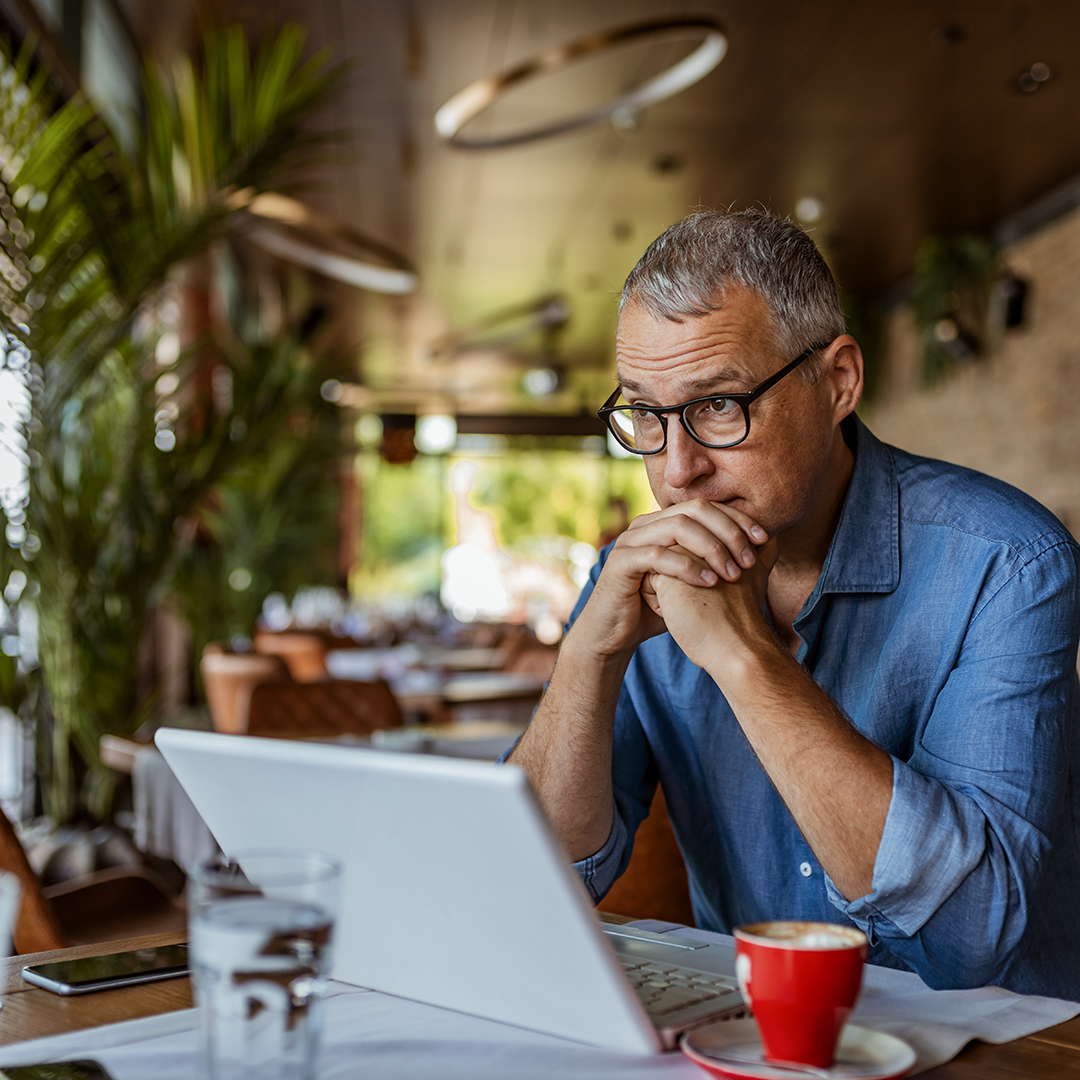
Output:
(600, 785), (695, 926)
(0, 806), (65, 953)
(246, 679), (403, 738)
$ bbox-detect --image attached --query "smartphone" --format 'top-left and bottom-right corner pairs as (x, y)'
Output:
(0, 1063), (113, 1079)
(21, 944), (188, 995)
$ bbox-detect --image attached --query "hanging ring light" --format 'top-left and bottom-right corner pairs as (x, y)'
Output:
(434, 15), (727, 150)
(229, 190), (419, 295)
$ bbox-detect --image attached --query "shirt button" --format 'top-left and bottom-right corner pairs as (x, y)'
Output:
(799, 862), (813, 878)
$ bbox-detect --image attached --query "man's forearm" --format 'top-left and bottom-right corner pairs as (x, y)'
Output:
(710, 631), (893, 900)
(507, 624), (633, 861)
(515, 498), (768, 862)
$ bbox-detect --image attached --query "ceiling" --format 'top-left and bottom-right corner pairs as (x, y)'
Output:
(132, 0), (1080, 418)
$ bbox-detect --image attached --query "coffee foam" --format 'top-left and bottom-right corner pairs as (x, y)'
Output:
(737, 921), (865, 949)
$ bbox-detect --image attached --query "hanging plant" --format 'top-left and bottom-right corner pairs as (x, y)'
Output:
(909, 234), (999, 387)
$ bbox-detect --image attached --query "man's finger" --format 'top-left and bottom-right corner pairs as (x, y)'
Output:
(618, 509), (755, 580)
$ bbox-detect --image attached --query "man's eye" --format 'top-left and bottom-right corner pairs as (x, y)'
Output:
(704, 397), (735, 414)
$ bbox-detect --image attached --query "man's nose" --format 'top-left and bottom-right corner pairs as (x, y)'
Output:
(662, 416), (715, 490)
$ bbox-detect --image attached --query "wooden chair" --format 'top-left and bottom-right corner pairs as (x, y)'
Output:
(252, 631), (330, 682)
(600, 786), (695, 926)
(0, 807), (185, 952)
(245, 679), (404, 738)
(0, 804), (64, 953)
(201, 648), (290, 734)
(43, 866), (187, 945)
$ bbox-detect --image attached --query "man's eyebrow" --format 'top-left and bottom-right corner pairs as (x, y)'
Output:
(619, 368), (750, 397)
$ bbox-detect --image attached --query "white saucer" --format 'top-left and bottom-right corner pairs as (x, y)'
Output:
(681, 1019), (916, 1080)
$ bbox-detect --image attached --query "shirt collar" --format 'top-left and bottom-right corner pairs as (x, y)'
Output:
(810, 414), (900, 598)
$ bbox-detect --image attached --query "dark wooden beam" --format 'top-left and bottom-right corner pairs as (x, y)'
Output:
(454, 414), (606, 437)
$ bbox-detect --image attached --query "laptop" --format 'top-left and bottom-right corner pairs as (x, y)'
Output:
(155, 728), (746, 1053)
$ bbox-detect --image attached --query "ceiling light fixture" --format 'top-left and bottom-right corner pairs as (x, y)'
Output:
(230, 190), (419, 295)
(794, 196), (825, 224)
(434, 16), (727, 150)
(415, 414), (458, 454)
(523, 367), (560, 396)
(1016, 62), (1052, 94)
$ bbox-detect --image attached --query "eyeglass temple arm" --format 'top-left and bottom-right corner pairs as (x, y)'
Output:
(746, 342), (831, 402)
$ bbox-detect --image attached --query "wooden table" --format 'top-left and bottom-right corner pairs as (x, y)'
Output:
(1, 932), (189, 1047)
(2, 929), (1079, 1076)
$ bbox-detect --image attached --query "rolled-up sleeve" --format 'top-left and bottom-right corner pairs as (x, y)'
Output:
(572, 813), (627, 902)
(825, 538), (1080, 989)
(569, 671), (658, 902)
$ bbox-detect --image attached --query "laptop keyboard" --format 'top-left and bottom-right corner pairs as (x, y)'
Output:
(619, 957), (740, 1018)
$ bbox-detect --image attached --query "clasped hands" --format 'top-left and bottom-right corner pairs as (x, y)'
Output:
(582, 499), (778, 674)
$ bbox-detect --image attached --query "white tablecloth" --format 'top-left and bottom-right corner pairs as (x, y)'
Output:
(133, 747), (220, 874)
(1, 924), (1076, 1078)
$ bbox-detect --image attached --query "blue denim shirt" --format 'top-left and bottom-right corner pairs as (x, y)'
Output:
(569, 416), (1080, 999)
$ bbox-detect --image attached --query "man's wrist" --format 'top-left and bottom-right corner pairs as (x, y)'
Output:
(564, 598), (642, 668)
(700, 621), (793, 696)
(561, 613), (638, 681)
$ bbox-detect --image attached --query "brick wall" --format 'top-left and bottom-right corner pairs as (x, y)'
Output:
(863, 204), (1080, 535)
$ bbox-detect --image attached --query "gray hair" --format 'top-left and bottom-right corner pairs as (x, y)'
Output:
(620, 209), (846, 377)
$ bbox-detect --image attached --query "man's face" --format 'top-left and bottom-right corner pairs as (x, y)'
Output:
(615, 288), (857, 538)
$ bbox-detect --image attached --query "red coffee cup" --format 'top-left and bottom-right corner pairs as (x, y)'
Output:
(734, 920), (868, 1068)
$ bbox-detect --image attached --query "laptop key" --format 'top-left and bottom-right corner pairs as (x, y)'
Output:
(649, 991), (708, 1016)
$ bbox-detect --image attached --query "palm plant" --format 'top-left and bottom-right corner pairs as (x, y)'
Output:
(168, 332), (344, 668)
(0, 25), (343, 822)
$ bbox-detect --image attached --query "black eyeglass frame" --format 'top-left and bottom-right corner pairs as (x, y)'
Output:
(597, 341), (832, 455)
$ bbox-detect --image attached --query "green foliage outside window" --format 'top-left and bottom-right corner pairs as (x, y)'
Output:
(352, 453), (446, 599)
(352, 448), (655, 602)
(469, 452), (654, 551)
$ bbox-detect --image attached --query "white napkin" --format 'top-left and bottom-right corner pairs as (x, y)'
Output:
(629, 920), (1080, 1074)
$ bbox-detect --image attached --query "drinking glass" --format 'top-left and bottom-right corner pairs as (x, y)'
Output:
(189, 851), (342, 1080)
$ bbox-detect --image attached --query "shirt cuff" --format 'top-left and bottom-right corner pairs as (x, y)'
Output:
(572, 810), (627, 903)
(824, 756), (982, 939)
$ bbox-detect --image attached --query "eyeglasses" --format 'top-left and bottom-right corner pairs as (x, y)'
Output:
(598, 341), (831, 455)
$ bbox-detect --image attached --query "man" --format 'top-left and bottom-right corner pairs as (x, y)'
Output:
(508, 209), (1080, 999)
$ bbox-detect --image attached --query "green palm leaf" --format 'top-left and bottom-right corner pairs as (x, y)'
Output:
(0, 24), (345, 822)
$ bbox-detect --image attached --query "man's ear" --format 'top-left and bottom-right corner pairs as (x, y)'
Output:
(823, 335), (864, 421)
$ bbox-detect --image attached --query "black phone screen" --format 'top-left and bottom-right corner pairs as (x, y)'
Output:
(1, 1062), (113, 1079)
(24, 944), (188, 988)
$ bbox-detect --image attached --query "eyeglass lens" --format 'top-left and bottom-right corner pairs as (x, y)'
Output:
(608, 397), (749, 451)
